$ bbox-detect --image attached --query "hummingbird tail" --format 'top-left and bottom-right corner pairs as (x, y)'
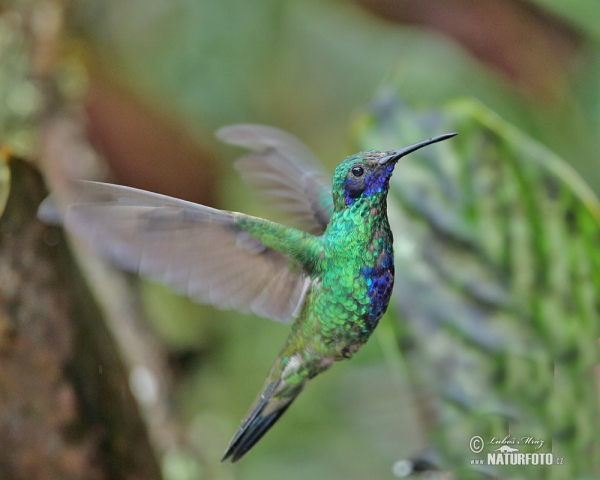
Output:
(221, 379), (299, 462)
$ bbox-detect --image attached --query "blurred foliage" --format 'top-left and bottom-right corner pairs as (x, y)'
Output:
(0, 10), (40, 156)
(68, 0), (600, 191)
(356, 96), (600, 478)
(1, 0), (600, 479)
(71, 0), (525, 167)
(531, 0), (600, 41)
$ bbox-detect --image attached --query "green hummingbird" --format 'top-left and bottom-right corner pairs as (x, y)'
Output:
(60, 125), (456, 462)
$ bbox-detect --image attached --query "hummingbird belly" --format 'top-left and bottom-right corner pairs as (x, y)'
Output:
(305, 247), (394, 359)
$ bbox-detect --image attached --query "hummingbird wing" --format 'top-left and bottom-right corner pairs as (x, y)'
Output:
(217, 124), (333, 235)
(63, 181), (310, 323)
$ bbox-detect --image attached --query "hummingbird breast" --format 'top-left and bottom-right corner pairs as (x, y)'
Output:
(361, 246), (394, 330)
(314, 218), (395, 354)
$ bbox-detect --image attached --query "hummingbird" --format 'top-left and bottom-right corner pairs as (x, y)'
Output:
(59, 125), (456, 462)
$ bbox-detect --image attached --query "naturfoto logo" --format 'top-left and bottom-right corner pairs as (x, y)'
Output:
(469, 435), (563, 467)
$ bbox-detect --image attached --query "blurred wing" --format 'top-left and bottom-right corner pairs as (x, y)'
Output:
(217, 124), (333, 235)
(64, 181), (310, 323)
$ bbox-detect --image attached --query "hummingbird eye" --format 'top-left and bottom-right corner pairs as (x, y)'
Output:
(351, 166), (364, 177)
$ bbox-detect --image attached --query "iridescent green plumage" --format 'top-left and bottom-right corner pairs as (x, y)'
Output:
(56, 125), (455, 462)
(221, 132), (456, 461)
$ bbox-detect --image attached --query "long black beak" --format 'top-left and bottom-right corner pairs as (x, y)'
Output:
(378, 132), (457, 165)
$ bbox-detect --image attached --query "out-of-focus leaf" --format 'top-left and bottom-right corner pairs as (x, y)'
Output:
(354, 95), (599, 479)
(528, 0), (600, 42)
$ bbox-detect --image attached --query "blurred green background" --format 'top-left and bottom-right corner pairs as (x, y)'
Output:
(1, 0), (599, 479)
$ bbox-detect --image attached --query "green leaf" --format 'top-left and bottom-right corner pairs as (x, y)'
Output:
(355, 95), (600, 479)
(528, 0), (600, 42)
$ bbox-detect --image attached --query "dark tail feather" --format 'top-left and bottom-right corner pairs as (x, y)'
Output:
(221, 381), (294, 462)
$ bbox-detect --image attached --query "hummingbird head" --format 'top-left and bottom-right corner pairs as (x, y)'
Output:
(331, 133), (457, 211)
